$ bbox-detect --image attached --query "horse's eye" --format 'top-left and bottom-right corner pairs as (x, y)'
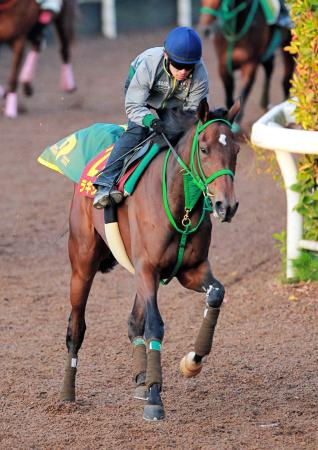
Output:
(200, 146), (208, 154)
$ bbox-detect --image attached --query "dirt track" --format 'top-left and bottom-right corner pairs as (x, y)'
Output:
(1, 30), (317, 450)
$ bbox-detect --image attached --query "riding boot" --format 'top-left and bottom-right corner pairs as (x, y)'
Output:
(93, 120), (150, 209)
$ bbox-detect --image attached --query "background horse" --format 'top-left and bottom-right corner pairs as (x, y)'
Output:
(60, 98), (241, 421)
(199, 0), (295, 131)
(0, 0), (76, 118)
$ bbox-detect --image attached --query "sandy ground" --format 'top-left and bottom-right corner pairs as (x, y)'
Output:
(0, 29), (317, 450)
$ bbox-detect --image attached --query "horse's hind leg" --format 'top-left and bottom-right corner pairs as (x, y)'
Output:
(219, 64), (234, 110)
(261, 56), (274, 110)
(54, 1), (76, 91)
(177, 261), (224, 377)
(60, 199), (106, 402)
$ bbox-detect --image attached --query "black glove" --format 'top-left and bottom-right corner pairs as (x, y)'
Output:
(151, 119), (164, 134)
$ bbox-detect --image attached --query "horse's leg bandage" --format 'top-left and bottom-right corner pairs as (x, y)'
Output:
(60, 352), (77, 402)
(132, 337), (147, 383)
(145, 339), (162, 389)
(194, 307), (220, 357)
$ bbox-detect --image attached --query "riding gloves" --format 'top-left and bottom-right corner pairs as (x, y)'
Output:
(151, 119), (164, 135)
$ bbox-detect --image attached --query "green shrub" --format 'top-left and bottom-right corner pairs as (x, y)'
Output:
(285, 0), (318, 280)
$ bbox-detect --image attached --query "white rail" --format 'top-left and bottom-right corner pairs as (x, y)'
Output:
(251, 100), (318, 278)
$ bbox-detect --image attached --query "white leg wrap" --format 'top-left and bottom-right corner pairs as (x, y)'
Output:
(5, 93), (18, 118)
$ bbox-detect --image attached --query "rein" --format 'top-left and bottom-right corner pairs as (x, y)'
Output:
(161, 118), (234, 285)
(201, 0), (259, 73)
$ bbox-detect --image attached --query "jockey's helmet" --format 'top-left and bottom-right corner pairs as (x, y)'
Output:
(164, 27), (202, 65)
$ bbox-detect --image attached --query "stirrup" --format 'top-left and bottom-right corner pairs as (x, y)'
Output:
(93, 186), (111, 209)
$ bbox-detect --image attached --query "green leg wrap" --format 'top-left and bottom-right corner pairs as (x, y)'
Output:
(132, 337), (147, 383)
(194, 307), (220, 357)
(60, 353), (77, 402)
(145, 339), (162, 389)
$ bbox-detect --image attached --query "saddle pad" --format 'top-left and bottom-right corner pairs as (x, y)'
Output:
(38, 123), (126, 183)
(77, 147), (138, 198)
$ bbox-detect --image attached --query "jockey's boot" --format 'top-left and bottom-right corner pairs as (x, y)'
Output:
(93, 184), (123, 209)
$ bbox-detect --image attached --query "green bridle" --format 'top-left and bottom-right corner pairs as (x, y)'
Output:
(161, 118), (235, 284)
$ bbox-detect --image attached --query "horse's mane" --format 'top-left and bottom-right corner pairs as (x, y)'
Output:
(161, 106), (229, 144)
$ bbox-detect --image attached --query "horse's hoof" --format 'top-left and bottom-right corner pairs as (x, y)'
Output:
(143, 404), (165, 421)
(23, 82), (33, 97)
(180, 352), (203, 378)
(60, 388), (75, 403)
(133, 385), (148, 400)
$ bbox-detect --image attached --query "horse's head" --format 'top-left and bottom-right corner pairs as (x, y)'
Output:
(194, 98), (241, 222)
(199, 0), (221, 38)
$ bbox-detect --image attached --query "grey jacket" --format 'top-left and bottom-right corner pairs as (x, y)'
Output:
(125, 47), (209, 127)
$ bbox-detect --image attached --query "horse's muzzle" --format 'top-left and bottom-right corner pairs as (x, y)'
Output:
(214, 201), (239, 222)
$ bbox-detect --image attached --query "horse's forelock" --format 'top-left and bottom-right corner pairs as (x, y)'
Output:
(206, 108), (228, 121)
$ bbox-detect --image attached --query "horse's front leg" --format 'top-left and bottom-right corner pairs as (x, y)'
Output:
(128, 294), (147, 400)
(261, 56), (274, 110)
(177, 261), (224, 377)
(54, 6), (76, 92)
(5, 37), (25, 118)
(129, 268), (165, 421)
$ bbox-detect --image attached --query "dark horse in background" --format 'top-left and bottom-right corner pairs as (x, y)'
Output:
(199, 0), (295, 131)
(59, 98), (241, 421)
(0, 0), (76, 118)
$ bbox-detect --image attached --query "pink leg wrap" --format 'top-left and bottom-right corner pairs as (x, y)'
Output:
(60, 64), (76, 91)
(20, 51), (39, 83)
(5, 93), (18, 118)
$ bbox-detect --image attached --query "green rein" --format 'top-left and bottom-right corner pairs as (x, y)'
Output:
(161, 119), (234, 285)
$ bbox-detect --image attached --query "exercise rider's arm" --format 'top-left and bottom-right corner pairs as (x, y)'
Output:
(125, 58), (157, 128)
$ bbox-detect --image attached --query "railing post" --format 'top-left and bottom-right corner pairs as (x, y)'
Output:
(101, 0), (117, 39)
(177, 0), (192, 26)
(274, 150), (303, 279)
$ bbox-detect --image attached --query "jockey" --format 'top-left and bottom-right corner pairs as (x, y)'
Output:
(37, 0), (62, 26)
(93, 26), (209, 209)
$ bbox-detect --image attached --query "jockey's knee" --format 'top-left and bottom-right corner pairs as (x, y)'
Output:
(205, 279), (225, 308)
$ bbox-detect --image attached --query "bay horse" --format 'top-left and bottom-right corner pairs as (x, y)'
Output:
(0, 0), (76, 118)
(60, 98), (241, 421)
(199, 0), (295, 131)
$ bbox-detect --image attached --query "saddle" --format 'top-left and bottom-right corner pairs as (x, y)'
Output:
(77, 139), (162, 199)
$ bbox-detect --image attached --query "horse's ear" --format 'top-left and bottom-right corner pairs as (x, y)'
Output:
(226, 97), (241, 123)
(197, 98), (209, 123)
